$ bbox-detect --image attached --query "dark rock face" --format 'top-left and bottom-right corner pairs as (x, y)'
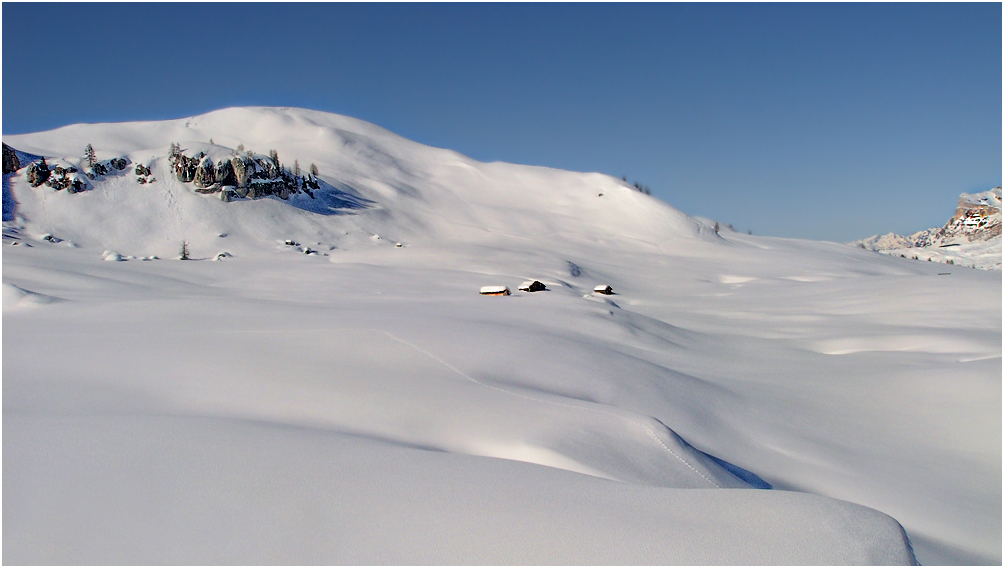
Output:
(26, 159), (51, 187)
(66, 176), (86, 194)
(231, 156), (254, 187)
(46, 175), (70, 191)
(193, 157), (216, 189)
(86, 162), (108, 179)
(3, 143), (21, 174)
(173, 154), (197, 183)
(43, 164), (87, 193)
(52, 165), (78, 177)
(256, 157), (280, 180)
(215, 159), (236, 187)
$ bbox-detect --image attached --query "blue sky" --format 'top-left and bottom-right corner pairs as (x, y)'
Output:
(3, 3), (1000, 241)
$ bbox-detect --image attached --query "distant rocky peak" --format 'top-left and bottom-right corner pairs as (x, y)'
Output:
(850, 186), (1002, 270)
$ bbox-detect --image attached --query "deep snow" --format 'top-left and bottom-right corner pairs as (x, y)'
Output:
(3, 107), (1000, 564)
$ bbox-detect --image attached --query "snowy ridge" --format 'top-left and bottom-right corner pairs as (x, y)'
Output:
(4, 107), (1000, 564)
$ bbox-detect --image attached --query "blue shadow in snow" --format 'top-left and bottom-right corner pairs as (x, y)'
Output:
(3, 148), (43, 221)
(699, 451), (773, 489)
(286, 178), (375, 216)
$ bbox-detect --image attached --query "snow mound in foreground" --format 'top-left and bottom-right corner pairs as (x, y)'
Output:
(2, 282), (62, 310)
(5, 413), (915, 565)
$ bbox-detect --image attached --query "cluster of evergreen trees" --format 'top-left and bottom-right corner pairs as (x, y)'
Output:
(621, 176), (651, 195)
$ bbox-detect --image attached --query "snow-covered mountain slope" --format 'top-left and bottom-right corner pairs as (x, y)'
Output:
(3, 107), (708, 260)
(4, 107), (1000, 564)
(852, 186), (1002, 270)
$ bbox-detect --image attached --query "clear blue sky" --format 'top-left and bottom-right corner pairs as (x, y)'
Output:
(3, 3), (1000, 241)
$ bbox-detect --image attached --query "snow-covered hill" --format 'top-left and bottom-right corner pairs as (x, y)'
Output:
(852, 186), (1002, 270)
(4, 107), (1000, 564)
(3, 107), (709, 260)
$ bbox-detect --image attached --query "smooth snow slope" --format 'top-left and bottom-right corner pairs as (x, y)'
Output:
(4, 107), (1000, 564)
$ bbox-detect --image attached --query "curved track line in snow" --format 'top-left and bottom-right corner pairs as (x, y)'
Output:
(378, 330), (723, 489)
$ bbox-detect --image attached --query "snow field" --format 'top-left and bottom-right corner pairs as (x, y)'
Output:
(3, 107), (1000, 564)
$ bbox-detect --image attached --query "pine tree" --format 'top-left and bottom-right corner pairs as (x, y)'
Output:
(310, 163), (319, 176)
(269, 149), (279, 167)
(236, 143), (245, 154)
(293, 159), (300, 177)
(85, 144), (97, 168)
(179, 240), (190, 260)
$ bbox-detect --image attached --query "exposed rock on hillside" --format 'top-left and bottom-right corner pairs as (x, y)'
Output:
(851, 186), (1002, 270)
(26, 158), (51, 187)
(3, 143), (21, 174)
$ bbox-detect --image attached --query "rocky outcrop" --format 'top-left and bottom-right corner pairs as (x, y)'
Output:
(851, 186), (1002, 270)
(854, 187), (1001, 251)
(26, 159), (51, 187)
(193, 156), (216, 189)
(231, 155), (254, 187)
(42, 165), (88, 193)
(85, 162), (108, 179)
(257, 157), (280, 180)
(215, 159), (236, 187)
(3, 143), (21, 174)
(169, 146), (310, 201)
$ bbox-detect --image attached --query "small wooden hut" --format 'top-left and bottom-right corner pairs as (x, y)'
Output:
(518, 280), (547, 292)
(480, 286), (511, 296)
(593, 284), (613, 295)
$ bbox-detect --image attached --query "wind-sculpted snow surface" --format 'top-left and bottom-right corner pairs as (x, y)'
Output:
(3, 107), (1000, 564)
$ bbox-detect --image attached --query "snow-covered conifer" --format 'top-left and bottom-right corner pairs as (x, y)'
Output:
(85, 144), (97, 168)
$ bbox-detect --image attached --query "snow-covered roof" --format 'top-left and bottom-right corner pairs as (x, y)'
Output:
(480, 286), (510, 294)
